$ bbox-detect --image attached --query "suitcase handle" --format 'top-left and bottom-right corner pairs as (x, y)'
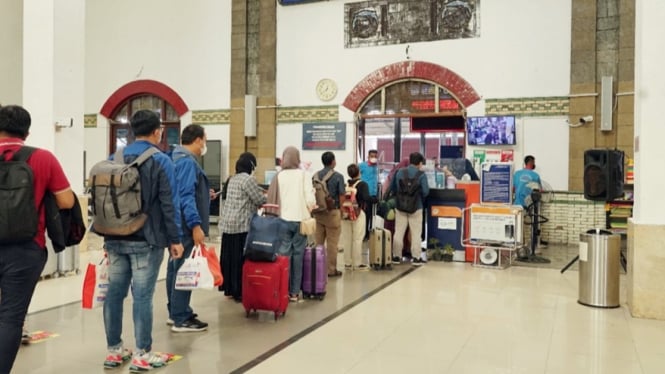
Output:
(261, 203), (280, 217)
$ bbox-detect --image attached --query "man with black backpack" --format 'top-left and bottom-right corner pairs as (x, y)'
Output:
(96, 110), (185, 371)
(312, 151), (346, 277)
(0, 105), (75, 374)
(390, 152), (429, 266)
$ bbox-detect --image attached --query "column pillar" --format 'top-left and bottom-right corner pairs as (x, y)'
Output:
(22, 0), (85, 192)
(626, 1), (665, 320)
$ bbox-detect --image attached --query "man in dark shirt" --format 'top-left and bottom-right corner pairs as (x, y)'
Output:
(313, 152), (346, 277)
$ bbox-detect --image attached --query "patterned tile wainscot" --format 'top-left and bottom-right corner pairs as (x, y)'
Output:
(539, 191), (606, 244)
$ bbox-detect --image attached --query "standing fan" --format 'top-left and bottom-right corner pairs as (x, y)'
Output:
(479, 248), (498, 265)
(517, 179), (552, 264)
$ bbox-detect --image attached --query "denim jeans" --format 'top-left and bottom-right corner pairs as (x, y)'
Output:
(166, 235), (194, 325)
(0, 241), (46, 374)
(103, 240), (164, 352)
(278, 220), (307, 296)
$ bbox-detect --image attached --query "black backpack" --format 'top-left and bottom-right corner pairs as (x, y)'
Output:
(395, 169), (423, 214)
(0, 146), (39, 244)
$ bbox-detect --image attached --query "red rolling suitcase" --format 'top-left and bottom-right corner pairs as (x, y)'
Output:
(242, 255), (290, 320)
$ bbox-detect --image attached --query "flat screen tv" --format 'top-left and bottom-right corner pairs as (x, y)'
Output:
(466, 116), (516, 145)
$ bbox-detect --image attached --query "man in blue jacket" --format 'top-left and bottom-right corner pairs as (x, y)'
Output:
(167, 124), (212, 332)
(390, 152), (429, 266)
(102, 110), (184, 371)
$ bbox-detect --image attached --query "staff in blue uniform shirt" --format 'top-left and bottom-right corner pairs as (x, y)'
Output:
(359, 149), (379, 240)
(513, 155), (541, 208)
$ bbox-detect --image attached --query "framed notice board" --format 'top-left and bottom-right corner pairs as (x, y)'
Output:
(302, 122), (346, 150)
(480, 162), (513, 204)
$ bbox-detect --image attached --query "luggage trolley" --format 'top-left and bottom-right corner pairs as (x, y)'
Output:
(461, 204), (523, 269)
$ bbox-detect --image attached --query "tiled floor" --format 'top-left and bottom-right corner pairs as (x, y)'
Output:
(12, 234), (664, 373)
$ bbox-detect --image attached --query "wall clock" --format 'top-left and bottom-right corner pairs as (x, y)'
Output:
(316, 78), (338, 101)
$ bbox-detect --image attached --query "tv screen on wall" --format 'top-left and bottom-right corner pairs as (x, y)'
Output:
(467, 116), (516, 146)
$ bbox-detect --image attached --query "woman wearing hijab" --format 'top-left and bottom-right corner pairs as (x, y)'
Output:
(267, 146), (316, 302)
(219, 152), (266, 302)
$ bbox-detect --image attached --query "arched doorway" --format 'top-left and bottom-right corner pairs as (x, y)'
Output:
(100, 79), (189, 153)
(343, 61), (480, 179)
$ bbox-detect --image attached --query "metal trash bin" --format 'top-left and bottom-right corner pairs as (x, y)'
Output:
(578, 229), (621, 308)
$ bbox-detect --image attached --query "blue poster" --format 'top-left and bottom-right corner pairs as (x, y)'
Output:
(480, 163), (513, 204)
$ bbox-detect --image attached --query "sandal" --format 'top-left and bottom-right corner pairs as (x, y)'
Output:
(328, 270), (343, 277)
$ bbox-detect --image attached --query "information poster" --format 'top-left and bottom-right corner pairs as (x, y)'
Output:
(302, 122), (346, 150)
(470, 211), (518, 243)
(480, 162), (513, 204)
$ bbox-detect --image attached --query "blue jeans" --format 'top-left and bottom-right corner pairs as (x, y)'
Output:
(166, 235), (194, 325)
(278, 221), (307, 296)
(103, 241), (164, 352)
(0, 241), (46, 374)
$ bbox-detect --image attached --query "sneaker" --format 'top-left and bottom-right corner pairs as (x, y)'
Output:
(21, 329), (31, 345)
(344, 264), (352, 269)
(412, 258), (424, 267)
(420, 252), (428, 263)
(166, 313), (197, 326)
(391, 256), (401, 264)
(356, 264), (370, 271)
(103, 347), (132, 369)
(171, 317), (208, 332)
(289, 294), (299, 302)
(129, 350), (172, 372)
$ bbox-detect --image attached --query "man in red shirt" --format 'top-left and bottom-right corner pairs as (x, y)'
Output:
(0, 105), (74, 374)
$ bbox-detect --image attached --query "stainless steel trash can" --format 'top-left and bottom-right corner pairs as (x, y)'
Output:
(578, 229), (621, 308)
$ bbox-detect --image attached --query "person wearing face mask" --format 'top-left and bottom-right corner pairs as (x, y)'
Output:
(358, 149), (379, 240)
(166, 124), (211, 332)
(513, 155), (541, 208)
(219, 152), (266, 302)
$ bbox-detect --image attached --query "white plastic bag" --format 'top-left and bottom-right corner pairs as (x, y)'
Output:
(175, 246), (215, 290)
(82, 252), (109, 309)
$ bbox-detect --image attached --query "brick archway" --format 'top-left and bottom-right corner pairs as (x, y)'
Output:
(99, 79), (188, 117)
(342, 61), (480, 112)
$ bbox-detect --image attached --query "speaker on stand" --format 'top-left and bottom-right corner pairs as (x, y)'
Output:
(562, 149), (626, 273)
(583, 149), (624, 202)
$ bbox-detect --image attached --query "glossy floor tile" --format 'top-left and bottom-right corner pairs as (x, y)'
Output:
(13, 238), (665, 374)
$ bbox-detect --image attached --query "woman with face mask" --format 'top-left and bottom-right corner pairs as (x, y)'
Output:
(219, 152), (266, 302)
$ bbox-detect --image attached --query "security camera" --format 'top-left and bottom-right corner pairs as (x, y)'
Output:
(580, 115), (593, 124)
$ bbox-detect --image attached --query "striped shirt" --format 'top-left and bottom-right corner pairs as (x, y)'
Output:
(219, 173), (267, 234)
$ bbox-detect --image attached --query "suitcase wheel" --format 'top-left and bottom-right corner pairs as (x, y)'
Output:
(303, 293), (311, 299)
(386, 264), (392, 270)
(317, 294), (325, 301)
(245, 311), (250, 318)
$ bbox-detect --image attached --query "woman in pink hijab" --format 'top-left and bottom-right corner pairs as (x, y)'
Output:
(267, 146), (316, 302)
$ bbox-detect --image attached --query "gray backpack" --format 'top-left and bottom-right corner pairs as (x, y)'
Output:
(89, 147), (159, 236)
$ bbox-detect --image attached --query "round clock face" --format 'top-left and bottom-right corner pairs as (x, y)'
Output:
(316, 79), (338, 101)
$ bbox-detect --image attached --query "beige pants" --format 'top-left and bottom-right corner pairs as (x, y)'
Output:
(341, 210), (366, 268)
(393, 209), (423, 258)
(314, 209), (342, 274)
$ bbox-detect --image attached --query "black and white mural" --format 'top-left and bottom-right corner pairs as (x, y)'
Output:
(344, 0), (480, 48)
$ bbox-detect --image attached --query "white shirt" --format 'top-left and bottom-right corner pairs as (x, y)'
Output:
(277, 169), (316, 222)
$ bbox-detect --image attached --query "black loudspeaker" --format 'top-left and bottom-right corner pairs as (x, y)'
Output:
(583, 149), (624, 201)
